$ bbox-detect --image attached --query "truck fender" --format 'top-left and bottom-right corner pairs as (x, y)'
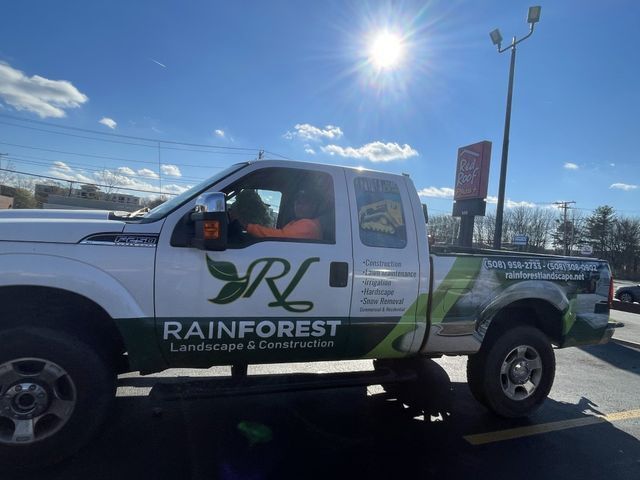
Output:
(477, 280), (569, 335)
(0, 253), (146, 320)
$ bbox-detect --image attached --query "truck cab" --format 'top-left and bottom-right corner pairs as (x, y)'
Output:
(145, 160), (431, 370)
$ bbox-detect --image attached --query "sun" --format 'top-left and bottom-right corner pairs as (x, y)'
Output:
(369, 31), (405, 70)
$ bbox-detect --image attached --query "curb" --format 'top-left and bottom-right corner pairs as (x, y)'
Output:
(611, 301), (640, 315)
(612, 338), (640, 350)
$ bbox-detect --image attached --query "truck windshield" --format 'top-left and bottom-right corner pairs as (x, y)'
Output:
(141, 163), (248, 222)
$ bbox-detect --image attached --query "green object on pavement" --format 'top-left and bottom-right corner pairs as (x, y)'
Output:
(237, 421), (273, 446)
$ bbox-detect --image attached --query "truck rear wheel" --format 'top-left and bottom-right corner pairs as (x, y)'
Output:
(466, 325), (555, 418)
(0, 327), (116, 468)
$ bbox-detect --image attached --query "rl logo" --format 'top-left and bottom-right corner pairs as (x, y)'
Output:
(206, 255), (320, 313)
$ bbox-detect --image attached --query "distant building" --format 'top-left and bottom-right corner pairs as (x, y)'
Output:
(0, 194), (12, 209)
(0, 184), (17, 198)
(34, 184), (68, 205)
(36, 183), (141, 212)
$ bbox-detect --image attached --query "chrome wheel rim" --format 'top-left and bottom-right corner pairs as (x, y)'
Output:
(0, 358), (76, 445)
(500, 345), (542, 401)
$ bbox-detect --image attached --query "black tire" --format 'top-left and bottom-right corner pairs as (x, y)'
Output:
(466, 325), (555, 418)
(619, 292), (634, 303)
(0, 327), (116, 468)
(466, 352), (487, 405)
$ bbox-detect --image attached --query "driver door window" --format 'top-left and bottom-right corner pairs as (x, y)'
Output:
(226, 189), (281, 229)
(223, 167), (336, 245)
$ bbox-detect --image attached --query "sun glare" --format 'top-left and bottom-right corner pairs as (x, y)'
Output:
(369, 31), (404, 69)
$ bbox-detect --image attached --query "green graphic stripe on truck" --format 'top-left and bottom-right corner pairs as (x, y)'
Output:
(430, 257), (483, 324)
(363, 258), (484, 359)
(363, 300), (421, 359)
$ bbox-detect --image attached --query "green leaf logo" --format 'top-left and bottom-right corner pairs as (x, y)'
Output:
(205, 255), (318, 311)
(210, 280), (248, 304)
(206, 256), (241, 281)
(206, 255), (248, 304)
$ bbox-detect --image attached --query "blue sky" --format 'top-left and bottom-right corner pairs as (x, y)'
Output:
(0, 0), (638, 216)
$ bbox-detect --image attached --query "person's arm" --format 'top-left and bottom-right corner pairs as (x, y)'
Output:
(247, 219), (321, 239)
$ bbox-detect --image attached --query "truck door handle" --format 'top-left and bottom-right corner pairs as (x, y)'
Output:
(329, 262), (349, 288)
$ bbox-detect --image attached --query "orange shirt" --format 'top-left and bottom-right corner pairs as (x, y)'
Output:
(247, 218), (322, 240)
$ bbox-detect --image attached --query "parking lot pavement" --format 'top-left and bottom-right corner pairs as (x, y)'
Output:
(11, 341), (640, 480)
(612, 309), (640, 349)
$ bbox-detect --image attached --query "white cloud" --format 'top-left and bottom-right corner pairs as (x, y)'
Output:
(487, 195), (536, 208)
(610, 183), (638, 191)
(214, 129), (225, 138)
(417, 187), (454, 199)
(117, 166), (136, 176)
(137, 168), (159, 179)
(284, 123), (343, 141)
(99, 117), (117, 129)
(322, 141), (418, 162)
(47, 164), (169, 196)
(610, 163), (616, 167)
(162, 184), (191, 195)
(506, 199), (537, 208)
(52, 161), (72, 172)
(304, 145), (316, 155)
(416, 188), (536, 207)
(564, 162), (579, 170)
(161, 164), (182, 177)
(0, 62), (88, 118)
(49, 164), (95, 184)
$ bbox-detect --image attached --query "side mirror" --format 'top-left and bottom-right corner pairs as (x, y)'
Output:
(190, 193), (228, 251)
(195, 192), (226, 214)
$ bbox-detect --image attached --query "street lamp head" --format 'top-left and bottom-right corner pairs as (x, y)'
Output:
(527, 6), (542, 25)
(489, 28), (503, 47)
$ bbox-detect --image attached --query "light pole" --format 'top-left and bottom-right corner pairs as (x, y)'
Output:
(490, 6), (541, 249)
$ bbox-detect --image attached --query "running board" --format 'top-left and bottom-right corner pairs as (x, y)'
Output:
(150, 367), (417, 401)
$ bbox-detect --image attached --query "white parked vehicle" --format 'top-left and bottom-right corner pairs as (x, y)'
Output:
(0, 160), (616, 465)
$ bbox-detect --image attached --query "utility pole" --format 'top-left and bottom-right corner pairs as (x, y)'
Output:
(0, 153), (8, 186)
(257, 149), (265, 160)
(157, 143), (162, 195)
(554, 201), (576, 255)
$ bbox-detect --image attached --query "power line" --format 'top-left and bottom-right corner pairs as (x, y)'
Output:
(0, 141), (249, 168)
(0, 167), (178, 196)
(0, 114), (292, 160)
(0, 121), (267, 156)
(0, 114), (263, 152)
(263, 150), (291, 160)
(5, 155), (200, 185)
(0, 140), (154, 165)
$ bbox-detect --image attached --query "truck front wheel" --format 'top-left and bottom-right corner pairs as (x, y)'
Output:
(466, 325), (555, 418)
(0, 327), (116, 468)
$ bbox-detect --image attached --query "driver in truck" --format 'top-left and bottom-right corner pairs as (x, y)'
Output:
(238, 189), (322, 240)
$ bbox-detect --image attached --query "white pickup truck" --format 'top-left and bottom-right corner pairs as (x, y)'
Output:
(0, 159), (615, 465)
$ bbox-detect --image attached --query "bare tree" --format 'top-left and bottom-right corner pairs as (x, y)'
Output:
(0, 159), (16, 185)
(428, 214), (460, 244)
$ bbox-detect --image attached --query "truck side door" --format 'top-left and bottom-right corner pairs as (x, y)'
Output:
(344, 171), (421, 359)
(154, 162), (353, 367)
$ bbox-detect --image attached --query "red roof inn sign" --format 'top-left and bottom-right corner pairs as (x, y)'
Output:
(454, 141), (492, 201)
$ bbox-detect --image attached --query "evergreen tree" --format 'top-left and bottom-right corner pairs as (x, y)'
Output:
(585, 205), (616, 261)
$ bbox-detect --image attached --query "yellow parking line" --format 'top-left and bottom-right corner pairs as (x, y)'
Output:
(464, 408), (640, 446)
